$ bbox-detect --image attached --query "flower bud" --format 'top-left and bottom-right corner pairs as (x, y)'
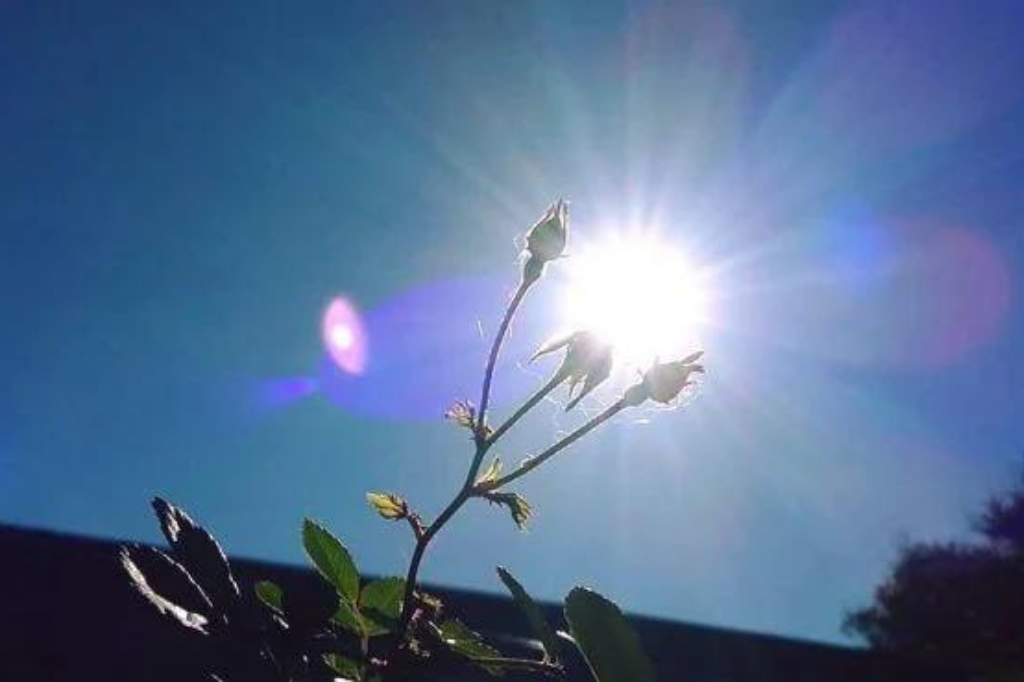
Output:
(532, 330), (614, 411)
(624, 351), (705, 406)
(525, 200), (569, 264)
(366, 492), (409, 520)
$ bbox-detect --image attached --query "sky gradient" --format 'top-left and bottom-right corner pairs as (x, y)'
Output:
(1, 0), (1022, 645)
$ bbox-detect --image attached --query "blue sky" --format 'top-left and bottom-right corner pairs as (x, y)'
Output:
(1, 0), (1022, 645)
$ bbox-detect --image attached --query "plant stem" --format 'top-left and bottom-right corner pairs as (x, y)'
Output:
(484, 398), (627, 490)
(395, 490), (467, 636)
(476, 279), (531, 447)
(396, 278), (532, 639)
(485, 372), (564, 448)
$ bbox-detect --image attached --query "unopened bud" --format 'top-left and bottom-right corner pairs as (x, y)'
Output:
(532, 330), (614, 411)
(366, 492), (409, 520)
(624, 351), (705, 406)
(525, 200), (569, 264)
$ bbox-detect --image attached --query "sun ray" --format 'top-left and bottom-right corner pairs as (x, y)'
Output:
(557, 231), (709, 371)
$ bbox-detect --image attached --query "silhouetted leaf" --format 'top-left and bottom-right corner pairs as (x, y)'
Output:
(496, 567), (561, 663)
(360, 577), (405, 636)
(437, 619), (503, 676)
(324, 653), (362, 681)
(564, 587), (655, 682)
(302, 519), (359, 603)
(151, 497), (239, 613)
(128, 545), (213, 616)
(254, 581), (284, 614)
(121, 548), (208, 633)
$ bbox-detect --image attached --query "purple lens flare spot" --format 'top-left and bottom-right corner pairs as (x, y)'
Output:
(322, 296), (368, 375)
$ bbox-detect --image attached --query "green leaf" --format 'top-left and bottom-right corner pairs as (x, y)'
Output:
(254, 580), (284, 613)
(302, 519), (359, 603)
(360, 616), (390, 637)
(437, 619), (504, 676)
(332, 598), (364, 636)
(324, 653), (362, 681)
(496, 567), (561, 662)
(360, 577), (405, 636)
(564, 588), (656, 682)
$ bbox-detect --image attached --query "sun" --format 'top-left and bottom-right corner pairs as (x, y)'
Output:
(558, 232), (708, 370)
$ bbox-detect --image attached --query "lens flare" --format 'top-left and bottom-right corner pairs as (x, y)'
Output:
(559, 233), (708, 369)
(322, 296), (368, 374)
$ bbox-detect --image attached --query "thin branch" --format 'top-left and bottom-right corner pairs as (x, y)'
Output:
(396, 490), (468, 636)
(405, 512), (426, 542)
(395, 276), (534, 640)
(482, 399), (628, 491)
(476, 279), (531, 448)
(485, 371), (564, 449)
(399, 400), (628, 637)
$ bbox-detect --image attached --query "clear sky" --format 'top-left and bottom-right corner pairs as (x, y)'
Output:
(2, 0), (1022, 645)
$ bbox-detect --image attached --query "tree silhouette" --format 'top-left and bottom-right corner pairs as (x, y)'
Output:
(845, 469), (1024, 677)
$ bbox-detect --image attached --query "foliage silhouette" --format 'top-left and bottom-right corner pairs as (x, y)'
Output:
(122, 201), (706, 681)
(846, 468), (1024, 679)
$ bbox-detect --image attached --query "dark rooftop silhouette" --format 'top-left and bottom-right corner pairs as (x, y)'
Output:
(1, 522), (959, 681)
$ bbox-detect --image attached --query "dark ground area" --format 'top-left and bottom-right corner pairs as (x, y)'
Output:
(0, 523), (958, 681)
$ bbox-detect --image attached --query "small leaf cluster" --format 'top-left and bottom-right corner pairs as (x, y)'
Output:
(125, 497), (653, 681)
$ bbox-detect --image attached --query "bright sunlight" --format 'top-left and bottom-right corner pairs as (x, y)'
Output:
(559, 232), (708, 369)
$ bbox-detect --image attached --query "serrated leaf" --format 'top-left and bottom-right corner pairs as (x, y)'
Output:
(324, 653), (362, 681)
(476, 457), (503, 487)
(564, 588), (655, 682)
(366, 492), (407, 520)
(360, 577), (405, 636)
(332, 597), (365, 636)
(121, 548), (208, 633)
(128, 545), (213, 615)
(496, 567), (561, 663)
(254, 580), (284, 613)
(302, 519), (360, 603)
(151, 497), (239, 612)
(438, 619), (504, 676)
(359, 616), (390, 637)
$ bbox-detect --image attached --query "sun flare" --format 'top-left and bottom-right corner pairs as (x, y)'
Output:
(558, 233), (708, 370)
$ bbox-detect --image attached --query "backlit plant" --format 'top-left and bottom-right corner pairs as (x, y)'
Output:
(122, 201), (705, 682)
